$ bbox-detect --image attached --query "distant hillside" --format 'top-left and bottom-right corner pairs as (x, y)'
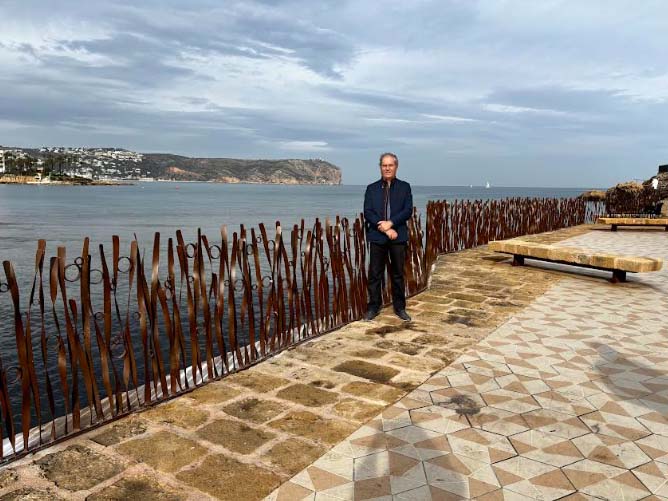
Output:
(1, 146), (343, 184)
(142, 155), (342, 184)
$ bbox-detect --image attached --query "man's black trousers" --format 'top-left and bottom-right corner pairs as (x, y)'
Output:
(367, 241), (406, 313)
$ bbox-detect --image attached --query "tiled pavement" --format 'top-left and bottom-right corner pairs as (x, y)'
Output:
(269, 228), (668, 500)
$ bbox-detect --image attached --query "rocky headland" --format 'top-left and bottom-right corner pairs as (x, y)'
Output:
(144, 155), (342, 184)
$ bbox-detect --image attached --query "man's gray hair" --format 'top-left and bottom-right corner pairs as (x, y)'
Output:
(379, 152), (398, 166)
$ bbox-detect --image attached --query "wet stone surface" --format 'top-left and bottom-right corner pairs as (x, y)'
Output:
(87, 476), (187, 501)
(116, 431), (207, 473)
(374, 339), (422, 355)
(226, 371), (290, 393)
(91, 417), (148, 447)
(176, 454), (281, 501)
(222, 397), (285, 423)
(0, 488), (62, 501)
(268, 411), (358, 445)
(333, 398), (385, 422)
(333, 359), (400, 383)
(187, 383), (241, 404)
(141, 399), (209, 429)
(341, 381), (406, 403)
(275, 383), (339, 407)
(266, 438), (327, 475)
(36, 444), (124, 491)
(0, 470), (18, 490)
(197, 419), (275, 454)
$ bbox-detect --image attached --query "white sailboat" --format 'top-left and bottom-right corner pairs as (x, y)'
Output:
(485, 181), (491, 189)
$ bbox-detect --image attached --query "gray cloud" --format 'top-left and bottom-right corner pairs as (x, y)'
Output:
(1, 0), (667, 186)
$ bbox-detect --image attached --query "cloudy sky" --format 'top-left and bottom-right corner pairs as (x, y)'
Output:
(1, 0), (667, 186)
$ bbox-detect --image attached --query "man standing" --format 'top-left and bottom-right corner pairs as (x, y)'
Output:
(364, 152), (413, 321)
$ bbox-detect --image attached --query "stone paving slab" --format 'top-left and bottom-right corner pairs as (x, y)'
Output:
(269, 228), (668, 500)
(0, 225), (601, 500)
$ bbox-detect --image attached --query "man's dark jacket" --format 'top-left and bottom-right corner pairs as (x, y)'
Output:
(364, 178), (413, 244)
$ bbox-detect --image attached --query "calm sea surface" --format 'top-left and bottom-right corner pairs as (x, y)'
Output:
(0, 182), (592, 276)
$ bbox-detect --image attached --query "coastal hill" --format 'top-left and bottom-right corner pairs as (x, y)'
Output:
(0, 146), (342, 185)
(143, 154), (342, 184)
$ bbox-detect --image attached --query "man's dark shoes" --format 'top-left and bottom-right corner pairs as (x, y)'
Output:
(395, 309), (411, 321)
(364, 309), (379, 321)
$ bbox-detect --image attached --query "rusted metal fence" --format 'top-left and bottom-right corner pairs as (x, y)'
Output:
(425, 198), (600, 262)
(0, 197), (597, 462)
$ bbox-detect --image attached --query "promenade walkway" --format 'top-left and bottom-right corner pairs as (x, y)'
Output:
(270, 228), (668, 500)
(1, 225), (666, 500)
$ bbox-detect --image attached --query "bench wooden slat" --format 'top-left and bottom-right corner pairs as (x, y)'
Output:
(597, 217), (668, 225)
(597, 217), (668, 231)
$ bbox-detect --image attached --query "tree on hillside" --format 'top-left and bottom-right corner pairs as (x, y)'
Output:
(44, 154), (53, 175)
(4, 152), (16, 174)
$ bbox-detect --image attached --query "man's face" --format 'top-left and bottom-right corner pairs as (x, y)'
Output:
(380, 155), (398, 182)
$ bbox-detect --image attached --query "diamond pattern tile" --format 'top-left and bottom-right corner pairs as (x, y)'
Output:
(563, 459), (650, 500)
(425, 452), (501, 498)
(510, 429), (583, 467)
(571, 432), (651, 469)
(492, 456), (575, 500)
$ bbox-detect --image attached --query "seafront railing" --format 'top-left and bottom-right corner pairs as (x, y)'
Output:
(0, 196), (598, 463)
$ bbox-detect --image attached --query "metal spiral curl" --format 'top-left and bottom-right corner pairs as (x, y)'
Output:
(90, 268), (104, 285)
(116, 256), (133, 274)
(209, 245), (222, 260)
(64, 263), (81, 282)
(185, 243), (197, 259)
(110, 333), (126, 358)
(6, 366), (22, 385)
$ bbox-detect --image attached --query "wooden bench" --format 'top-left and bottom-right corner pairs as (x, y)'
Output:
(597, 217), (668, 231)
(488, 239), (663, 283)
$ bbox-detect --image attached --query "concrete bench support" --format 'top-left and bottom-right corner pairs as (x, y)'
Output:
(612, 269), (627, 283)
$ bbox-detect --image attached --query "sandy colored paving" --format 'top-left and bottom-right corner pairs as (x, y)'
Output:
(269, 227), (668, 500)
(0, 224), (619, 501)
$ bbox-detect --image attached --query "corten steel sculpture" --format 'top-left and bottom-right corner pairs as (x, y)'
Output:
(0, 197), (596, 462)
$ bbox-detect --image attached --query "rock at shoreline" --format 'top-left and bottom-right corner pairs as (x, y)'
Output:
(642, 171), (668, 200)
(605, 181), (645, 214)
(578, 190), (606, 202)
(661, 200), (668, 217)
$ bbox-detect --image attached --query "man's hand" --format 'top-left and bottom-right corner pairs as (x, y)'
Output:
(386, 229), (398, 240)
(377, 220), (393, 232)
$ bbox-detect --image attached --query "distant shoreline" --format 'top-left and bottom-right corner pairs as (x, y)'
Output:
(0, 177), (340, 186)
(0, 177), (132, 186)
